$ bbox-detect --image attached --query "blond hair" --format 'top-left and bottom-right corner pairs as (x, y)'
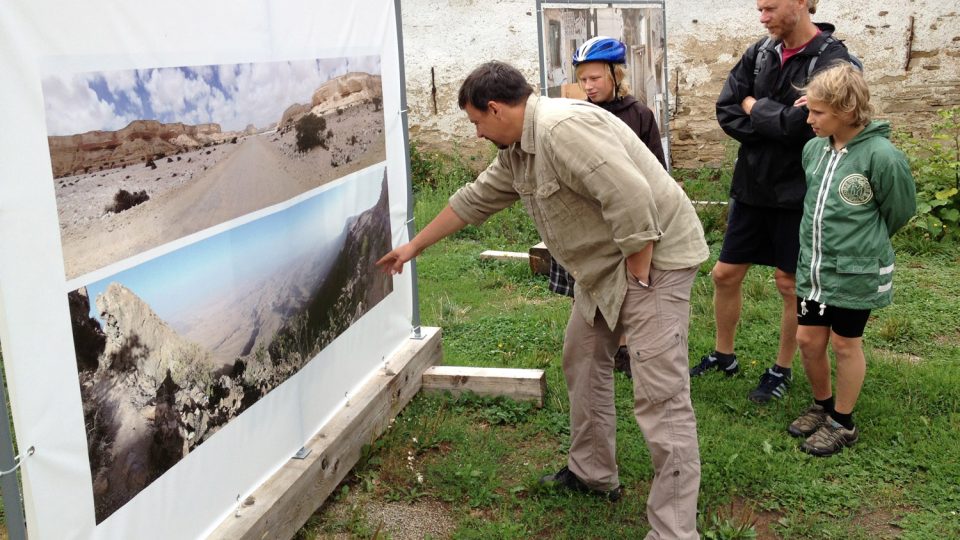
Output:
(802, 62), (872, 126)
(574, 62), (632, 100)
(807, 0), (819, 14)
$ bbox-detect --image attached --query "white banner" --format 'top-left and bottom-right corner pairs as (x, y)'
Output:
(0, 1), (413, 538)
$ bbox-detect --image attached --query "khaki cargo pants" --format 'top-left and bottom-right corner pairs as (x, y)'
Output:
(563, 266), (700, 540)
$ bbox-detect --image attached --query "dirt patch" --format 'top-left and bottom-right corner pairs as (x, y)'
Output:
(933, 331), (960, 347)
(873, 349), (924, 365)
(851, 507), (909, 539)
(315, 492), (456, 540)
(719, 497), (784, 540)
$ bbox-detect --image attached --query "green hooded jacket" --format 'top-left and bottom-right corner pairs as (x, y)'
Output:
(796, 121), (917, 311)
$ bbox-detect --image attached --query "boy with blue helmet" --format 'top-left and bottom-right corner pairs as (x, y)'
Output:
(569, 37), (665, 167)
(551, 37), (668, 377)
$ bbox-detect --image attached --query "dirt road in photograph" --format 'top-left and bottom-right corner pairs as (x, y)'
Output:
(61, 131), (384, 279)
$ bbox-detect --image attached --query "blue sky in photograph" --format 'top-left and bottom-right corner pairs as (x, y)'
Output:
(82, 168), (386, 323)
(42, 56), (381, 135)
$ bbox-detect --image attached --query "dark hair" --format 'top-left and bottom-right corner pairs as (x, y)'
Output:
(457, 61), (534, 111)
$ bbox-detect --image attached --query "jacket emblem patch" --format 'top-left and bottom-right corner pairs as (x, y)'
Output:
(838, 174), (873, 206)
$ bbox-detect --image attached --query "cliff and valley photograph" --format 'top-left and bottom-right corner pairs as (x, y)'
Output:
(68, 168), (393, 523)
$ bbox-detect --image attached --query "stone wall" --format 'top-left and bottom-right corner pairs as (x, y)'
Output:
(400, 0), (960, 169)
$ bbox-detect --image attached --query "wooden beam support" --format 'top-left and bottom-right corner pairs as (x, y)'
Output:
(528, 242), (551, 275)
(479, 250), (530, 262)
(421, 365), (547, 408)
(207, 327), (443, 540)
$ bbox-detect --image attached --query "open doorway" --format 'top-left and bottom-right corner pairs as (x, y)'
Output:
(537, 1), (670, 166)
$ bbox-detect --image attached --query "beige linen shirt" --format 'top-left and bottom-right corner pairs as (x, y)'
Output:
(449, 94), (709, 329)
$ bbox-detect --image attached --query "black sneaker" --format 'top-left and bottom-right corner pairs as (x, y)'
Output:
(614, 346), (632, 378)
(690, 352), (739, 377)
(539, 466), (623, 502)
(748, 367), (791, 403)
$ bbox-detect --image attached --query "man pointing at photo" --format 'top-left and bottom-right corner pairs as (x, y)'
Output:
(378, 61), (708, 539)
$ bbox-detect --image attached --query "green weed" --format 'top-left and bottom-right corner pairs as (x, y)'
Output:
(295, 146), (960, 540)
(895, 106), (960, 243)
(699, 502), (758, 540)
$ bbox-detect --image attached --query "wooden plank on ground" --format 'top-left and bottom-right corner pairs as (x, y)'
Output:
(421, 365), (546, 408)
(528, 241), (551, 275)
(479, 250), (529, 262)
(207, 327), (443, 540)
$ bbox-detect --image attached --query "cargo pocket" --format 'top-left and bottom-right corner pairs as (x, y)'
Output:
(630, 316), (687, 404)
(834, 256), (880, 298)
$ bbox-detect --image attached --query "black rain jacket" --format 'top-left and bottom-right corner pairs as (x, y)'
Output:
(595, 95), (667, 170)
(716, 23), (855, 209)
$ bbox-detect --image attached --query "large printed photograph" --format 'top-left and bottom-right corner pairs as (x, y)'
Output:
(68, 167), (393, 523)
(42, 57), (386, 280)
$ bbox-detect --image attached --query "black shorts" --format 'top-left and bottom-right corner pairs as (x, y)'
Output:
(719, 200), (802, 273)
(796, 298), (871, 338)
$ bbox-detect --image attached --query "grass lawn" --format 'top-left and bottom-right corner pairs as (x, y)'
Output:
(1, 147), (955, 539)
(296, 149), (960, 539)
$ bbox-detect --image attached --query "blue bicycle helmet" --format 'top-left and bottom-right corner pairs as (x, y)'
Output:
(572, 36), (626, 66)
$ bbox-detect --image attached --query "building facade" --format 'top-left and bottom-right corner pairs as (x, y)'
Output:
(401, 0), (960, 169)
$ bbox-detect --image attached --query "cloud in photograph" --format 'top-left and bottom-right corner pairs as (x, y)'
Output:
(42, 56), (382, 136)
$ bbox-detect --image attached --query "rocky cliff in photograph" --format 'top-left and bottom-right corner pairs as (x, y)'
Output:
(72, 173), (393, 523)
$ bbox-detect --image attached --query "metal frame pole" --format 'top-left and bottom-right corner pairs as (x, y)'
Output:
(536, 0), (548, 96)
(659, 1), (673, 171)
(393, 0), (424, 339)
(0, 369), (27, 540)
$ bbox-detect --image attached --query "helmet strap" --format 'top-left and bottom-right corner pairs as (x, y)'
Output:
(609, 63), (622, 101)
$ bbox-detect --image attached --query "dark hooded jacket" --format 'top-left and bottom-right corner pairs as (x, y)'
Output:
(716, 23), (856, 209)
(595, 95), (666, 169)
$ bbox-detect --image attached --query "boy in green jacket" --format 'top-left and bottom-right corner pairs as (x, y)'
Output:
(788, 63), (916, 456)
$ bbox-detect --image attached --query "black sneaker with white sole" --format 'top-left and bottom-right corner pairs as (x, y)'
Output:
(690, 352), (739, 377)
(748, 367), (791, 403)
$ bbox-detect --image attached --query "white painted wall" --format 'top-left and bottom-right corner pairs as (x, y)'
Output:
(400, 0), (960, 167)
(399, 0), (540, 152)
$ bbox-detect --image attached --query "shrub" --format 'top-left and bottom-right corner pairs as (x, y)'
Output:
(295, 113), (328, 153)
(107, 189), (150, 213)
(145, 159), (157, 170)
(895, 106), (960, 242)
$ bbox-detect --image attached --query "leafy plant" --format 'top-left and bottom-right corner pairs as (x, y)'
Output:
(295, 113), (328, 153)
(699, 503), (758, 540)
(896, 106), (960, 241)
(106, 189), (150, 213)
